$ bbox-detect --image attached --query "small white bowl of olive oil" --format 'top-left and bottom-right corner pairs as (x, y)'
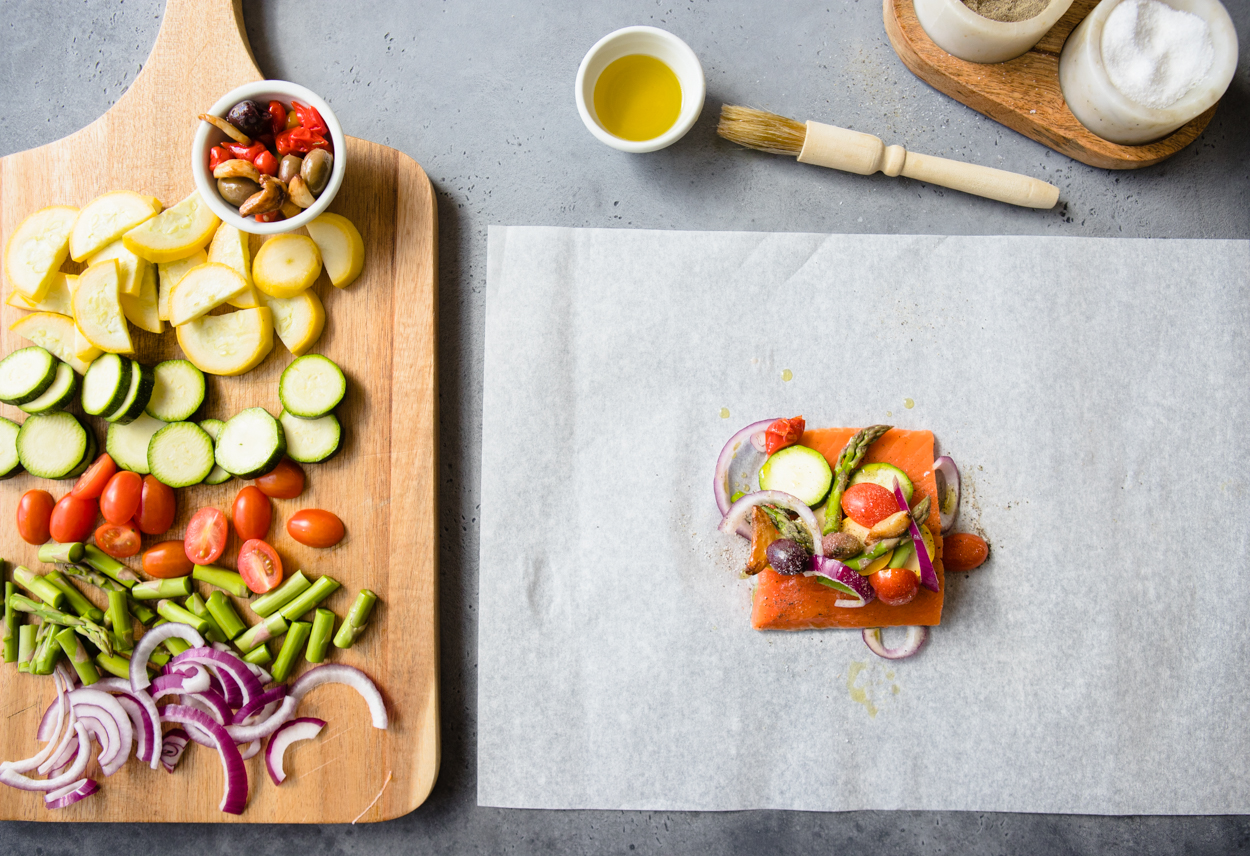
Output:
(575, 26), (705, 153)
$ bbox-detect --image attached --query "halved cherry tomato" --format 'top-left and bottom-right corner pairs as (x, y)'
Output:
(100, 471), (142, 524)
(286, 509), (345, 548)
(94, 522), (141, 559)
(841, 482), (899, 529)
(185, 507), (229, 565)
(290, 100), (328, 136)
(50, 494), (97, 544)
(71, 454), (117, 499)
(254, 458), (305, 499)
(16, 490), (55, 545)
(254, 150), (279, 176)
(208, 144), (232, 171)
(868, 566), (920, 606)
(232, 486), (271, 541)
(142, 541), (193, 578)
(943, 532), (989, 571)
(135, 475), (176, 535)
(764, 416), (805, 455)
(238, 539), (283, 594)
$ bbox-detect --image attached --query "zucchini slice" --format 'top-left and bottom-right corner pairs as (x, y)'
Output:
(63, 427), (98, 480)
(278, 354), (346, 419)
(0, 417), (23, 480)
(17, 412), (88, 479)
(0, 347), (57, 405)
(279, 408), (342, 464)
(104, 360), (155, 425)
(758, 445), (834, 507)
(198, 418), (232, 485)
(147, 421), (215, 487)
(105, 412), (165, 474)
(215, 408), (286, 478)
(81, 353), (134, 416)
(19, 362), (78, 414)
(145, 359), (206, 422)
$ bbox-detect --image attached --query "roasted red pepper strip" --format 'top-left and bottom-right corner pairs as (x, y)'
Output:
(225, 141), (267, 162)
(254, 150), (279, 176)
(290, 101), (328, 136)
(208, 144), (232, 171)
(275, 127), (331, 156)
(268, 100), (287, 137)
(764, 416), (805, 455)
(255, 211), (283, 223)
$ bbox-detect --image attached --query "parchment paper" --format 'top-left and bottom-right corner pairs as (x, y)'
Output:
(478, 226), (1250, 813)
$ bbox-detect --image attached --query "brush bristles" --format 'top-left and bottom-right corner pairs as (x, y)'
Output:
(717, 105), (807, 157)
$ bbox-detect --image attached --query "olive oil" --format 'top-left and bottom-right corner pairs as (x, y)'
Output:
(593, 54), (682, 142)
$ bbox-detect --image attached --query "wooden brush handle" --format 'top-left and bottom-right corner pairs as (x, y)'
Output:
(797, 121), (1059, 209)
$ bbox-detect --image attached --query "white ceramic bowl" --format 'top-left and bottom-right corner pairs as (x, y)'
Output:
(575, 26), (705, 153)
(192, 80), (347, 235)
(915, 0), (1076, 63)
(1058, 0), (1238, 145)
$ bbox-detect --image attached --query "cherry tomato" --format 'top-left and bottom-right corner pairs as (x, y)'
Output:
(208, 144), (232, 171)
(868, 566), (920, 606)
(290, 100), (329, 136)
(238, 539), (283, 594)
(16, 490), (55, 545)
(184, 507), (229, 565)
(49, 494), (97, 544)
(94, 522), (141, 559)
(841, 482), (899, 529)
(943, 532), (989, 571)
(286, 509), (345, 548)
(254, 458), (305, 499)
(100, 471), (142, 524)
(268, 99), (287, 136)
(142, 541), (194, 578)
(135, 475), (176, 535)
(71, 454), (117, 499)
(254, 150), (279, 176)
(764, 416), (805, 455)
(232, 486), (271, 541)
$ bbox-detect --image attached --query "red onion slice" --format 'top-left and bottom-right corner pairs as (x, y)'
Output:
(892, 479), (939, 592)
(131, 623), (205, 692)
(0, 723), (91, 792)
(719, 490), (824, 557)
(808, 556), (877, 606)
(161, 728), (190, 773)
(92, 679), (161, 770)
(862, 626), (928, 660)
(239, 740), (261, 760)
(44, 777), (98, 810)
(38, 708), (82, 777)
(68, 689), (132, 776)
(160, 706), (248, 814)
(934, 456), (960, 533)
(22, 674), (71, 773)
(713, 419), (776, 533)
(225, 698), (298, 743)
(171, 648), (262, 707)
(265, 717), (326, 785)
(183, 690), (232, 726)
(291, 665), (389, 730)
(234, 687), (286, 725)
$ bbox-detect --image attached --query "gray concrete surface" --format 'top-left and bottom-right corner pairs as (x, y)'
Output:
(2, 0), (1249, 852)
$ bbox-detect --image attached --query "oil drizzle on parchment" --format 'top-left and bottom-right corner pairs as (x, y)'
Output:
(846, 661), (902, 717)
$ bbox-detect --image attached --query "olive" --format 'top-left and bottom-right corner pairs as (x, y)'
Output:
(226, 99), (270, 139)
(300, 148), (333, 196)
(765, 539), (810, 576)
(821, 531), (863, 561)
(278, 154), (303, 184)
(217, 176), (261, 208)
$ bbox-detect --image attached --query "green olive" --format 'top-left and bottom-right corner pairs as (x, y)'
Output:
(300, 149), (333, 196)
(278, 154), (303, 185)
(217, 176), (261, 208)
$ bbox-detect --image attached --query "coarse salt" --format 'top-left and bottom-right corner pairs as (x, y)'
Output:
(1100, 0), (1214, 110)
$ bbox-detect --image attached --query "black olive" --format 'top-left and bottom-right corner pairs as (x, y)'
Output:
(765, 539), (810, 576)
(226, 100), (269, 139)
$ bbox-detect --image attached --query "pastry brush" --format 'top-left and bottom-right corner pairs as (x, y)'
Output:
(717, 105), (1059, 209)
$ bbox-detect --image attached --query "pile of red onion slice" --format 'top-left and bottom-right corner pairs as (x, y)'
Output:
(1, 623), (389, 814)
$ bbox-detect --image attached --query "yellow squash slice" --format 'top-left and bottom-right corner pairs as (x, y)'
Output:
(252, 234), (322, 298)
(206, 223), (263, 309)
(120, 261), (163, 334)
(305, 212), (365, 288)
(64, 275), (102, 362)
(157, 250), (207, 321)
(262, 289), (326, 356)
(6, 271), (73, 316)
(168, 263), (249, 326)
(122, 191), (220, 263)
(4, 205), (78, 300)
(70, 191), (161, 262)
(176, 307), (274, 376)
(72, 259), (133, 353)
(87, 239), (149, 298)
(10, 312), (100, 375)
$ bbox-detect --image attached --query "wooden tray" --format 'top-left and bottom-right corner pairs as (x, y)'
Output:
(0, 0), (439, 822)
(883, 0), (1217, 169)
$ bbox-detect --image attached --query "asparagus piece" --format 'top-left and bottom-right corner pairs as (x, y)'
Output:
(152, 619), (193, 656)
(95, 652), (133, 680)
(278, 575), (341, 621)
(193, 565), (250, 598)
(43, 570), (105, 623)
(32, 622), (61, 675)
(9, 594), (113, 656)
(270, 620), (311, 683)
(821, 424), (892, 535)
(131, 577), (193, 600)
(910, 495), (931, 527)
(206, 591), (246, 640)
(155, 600), (210, 635)
(129, 598), (157, 625)
(55, 626), (99, 686)
(3, 582), (17, 663)
(184, 593), (226, 644)
(17, 624), (36, 673)
(60, 562), (125, 593)
(249, 571), (310, 617)
(306, 608), (335, 664)
(235, 613), (288, 653)
(148, 648), (170, 667)
(81, 546), (139, 589)
(242, 643), (273, 666)
(333, 589), (378, 649)
(38, 542), (85, 564)
(843, 538), (904, 572)
(107, 590), (134, 651)
(12, 567), (66, 609)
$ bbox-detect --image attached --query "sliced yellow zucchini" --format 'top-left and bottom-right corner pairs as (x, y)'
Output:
(122, 191), (220, 263)
(72, 259), (133, 353)
(262, 289), (325, 356)
(305, 212), (364, 288)
(252, 234), (322, 298)
(168, 263), (249, 326)
(120, 260), (163, 334)
(9, 312), (100, 375)
(69, 191), (161, 262)
(87, 239), (148, 297)
(157, 250), (208, 321)
(4, 205), (78, 300)
(176, 307), (273, 376)
(6, 271), (74, 316)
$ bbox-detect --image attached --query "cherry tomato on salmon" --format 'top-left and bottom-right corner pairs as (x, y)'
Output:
(943, 532), (989, 571)
(16, 490), (55, 545)
(184, 507), (229, 565)
(142, 541), (193, 578)
(231, 486), (271, 541)
(49, 494), (97, 544)
(286, 509), (345, 548)
(135, 476), (176, 535)
(94, 522), (141, 559)
(238, 539), (283, 594)
(254, 150), (279, 176)
(100, 471), (142, 524)
(764, 416), (805, 455)
(71, 454), (117, 500)
(254, 458), (305, 499)
(868, 566), (920, 607)
(841, 482), (899, 529)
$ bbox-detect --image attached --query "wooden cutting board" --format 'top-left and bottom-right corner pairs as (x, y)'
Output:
(0, 0), (439, 822)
